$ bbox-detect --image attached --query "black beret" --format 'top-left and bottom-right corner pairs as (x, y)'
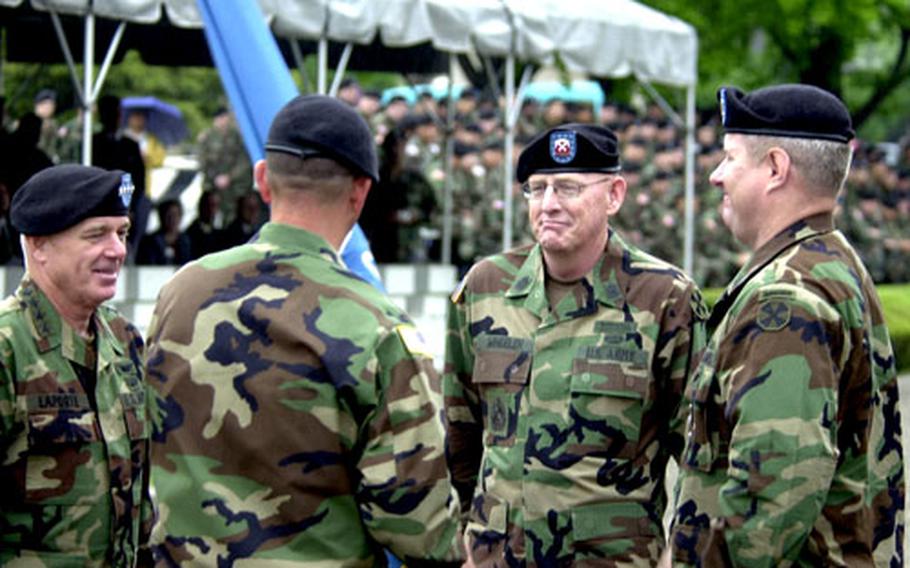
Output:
(34, 89), (57, 104)
(265, 94), (379, 182)
(516, 123), (621, 183)
(454, 141), (479, 157)
(718, 84), (854, 143)
(11, 165), (134, 236)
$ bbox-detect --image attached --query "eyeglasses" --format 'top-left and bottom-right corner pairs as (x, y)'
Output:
(521, 176), (614, 201)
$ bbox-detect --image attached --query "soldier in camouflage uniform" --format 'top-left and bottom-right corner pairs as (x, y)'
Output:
(146, 95), (462, 567)
(444, 123), (707, 566)
(196, 108), (253, 225)
(668, 85), (904, 566)
(0, 165), (151, 565)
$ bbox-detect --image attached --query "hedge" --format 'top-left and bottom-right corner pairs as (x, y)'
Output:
(701, 284), (910, 373)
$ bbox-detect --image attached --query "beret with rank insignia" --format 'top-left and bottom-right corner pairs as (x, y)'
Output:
(11, 164), (133, 236)
(516, 123), (621, 183)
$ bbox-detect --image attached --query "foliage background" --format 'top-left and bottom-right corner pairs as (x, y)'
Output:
(3, 0), (909, 143)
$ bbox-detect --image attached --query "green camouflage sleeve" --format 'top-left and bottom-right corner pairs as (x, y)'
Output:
(358, 324), (463, 564)
(696, 284), (840, 565)
(442, 278), (483, 513)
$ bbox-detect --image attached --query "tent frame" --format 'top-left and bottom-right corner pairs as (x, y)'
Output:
(11, 0), (698, 274)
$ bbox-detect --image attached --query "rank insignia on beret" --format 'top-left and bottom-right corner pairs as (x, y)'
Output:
(550, 131), (576, 164)
(119, 173), (135, 208)
(757, 300), (791, 331)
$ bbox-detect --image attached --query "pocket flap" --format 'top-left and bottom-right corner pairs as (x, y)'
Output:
(27, 407), (100, 446)
(472, 335), (532, 385)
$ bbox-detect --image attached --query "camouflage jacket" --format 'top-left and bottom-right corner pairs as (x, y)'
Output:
(0, 277), (150, 567)
(146, 222), (462, 567)
(670, 213), (905, 567)
(444, 231), (707, 566)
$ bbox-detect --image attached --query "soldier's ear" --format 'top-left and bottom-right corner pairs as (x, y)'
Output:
(25, 235), (49, 264)
(765, 147), (791, 193)
(349, 176), (371, 217)
(606, 175), (627, 215)
(254, 160), (272, 204)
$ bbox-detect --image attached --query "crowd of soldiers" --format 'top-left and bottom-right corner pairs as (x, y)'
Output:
(351, 84), (910, 287)
(4, 84), (910, 288)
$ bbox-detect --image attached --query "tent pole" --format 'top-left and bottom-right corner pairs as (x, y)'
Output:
(317, 37), (327, 94)
(81, 10), (95, 166)
(502, 52), (515, 252)
(441, 53), (456, 265)
(290, 40), (311, 93)
(49, 11), (86, 110)
(683, 83), (696, 277)
(92, 21), (126, 104)
(639, 79), (683, 128)
(328, 42), (353, 97)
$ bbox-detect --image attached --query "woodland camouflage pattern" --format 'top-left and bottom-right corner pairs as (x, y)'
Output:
(0, 277), (151, 566)
(444, 231), (707, 566)
(146, 222), (462, 567)
(670, 213), (905, 567)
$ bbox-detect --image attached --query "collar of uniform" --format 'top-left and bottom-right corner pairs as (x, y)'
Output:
(709, 211), (835, 329)
(505, 232), (622, 309)
(257, 222), (342, 266)
(15, 276), (120, 365)
(592, 229), (628, 309)
(731, 211), (834, 292)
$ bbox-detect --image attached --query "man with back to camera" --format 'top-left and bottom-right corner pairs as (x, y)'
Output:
(0, 164), (151, 565)
(145, 94), (463, 567)
(444, 122), (708, 566)
(667, 84), (904, 566)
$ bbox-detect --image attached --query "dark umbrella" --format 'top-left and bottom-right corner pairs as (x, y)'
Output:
(120, 96), (189, 146)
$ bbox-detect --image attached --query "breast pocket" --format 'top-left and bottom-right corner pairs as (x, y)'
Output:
(569, 348), (650, 461)
(472, 335), (533, 446)
(25, 409), (104, 504)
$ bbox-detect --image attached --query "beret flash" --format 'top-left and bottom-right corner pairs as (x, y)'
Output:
(11, 165), (134, 236)
(718, 84), (854, 143)
(516, 123), (621, 183)
(265, 94), (379, 182)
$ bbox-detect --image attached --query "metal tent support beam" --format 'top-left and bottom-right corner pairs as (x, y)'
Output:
(48, 9), (125, 165)
(638, 79), (697, 276)
(683, 84), (696, 276)
(328, 42), (353, 96)
(501, 58), (532, 252)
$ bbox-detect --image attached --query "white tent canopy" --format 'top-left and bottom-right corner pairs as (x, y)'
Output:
(1, 0), (698, 272)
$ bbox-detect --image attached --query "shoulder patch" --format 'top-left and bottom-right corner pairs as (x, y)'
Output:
(396, 324), (433, 358)
(757, 300), (791, 331)
(451, 275), (468, 304)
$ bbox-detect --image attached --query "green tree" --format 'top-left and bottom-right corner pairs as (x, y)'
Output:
(644, 0), (910, 132)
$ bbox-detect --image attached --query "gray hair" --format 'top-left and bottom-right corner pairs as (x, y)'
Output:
(745, 135), (852, 196)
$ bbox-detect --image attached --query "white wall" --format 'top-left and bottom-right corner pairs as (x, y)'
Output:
(0, 264), (457, 369)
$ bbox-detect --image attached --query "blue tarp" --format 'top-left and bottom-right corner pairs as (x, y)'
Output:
(196, 0), (385, 292)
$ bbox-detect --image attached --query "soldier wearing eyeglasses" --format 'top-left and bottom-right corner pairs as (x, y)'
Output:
(443, 123), (708, 566)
